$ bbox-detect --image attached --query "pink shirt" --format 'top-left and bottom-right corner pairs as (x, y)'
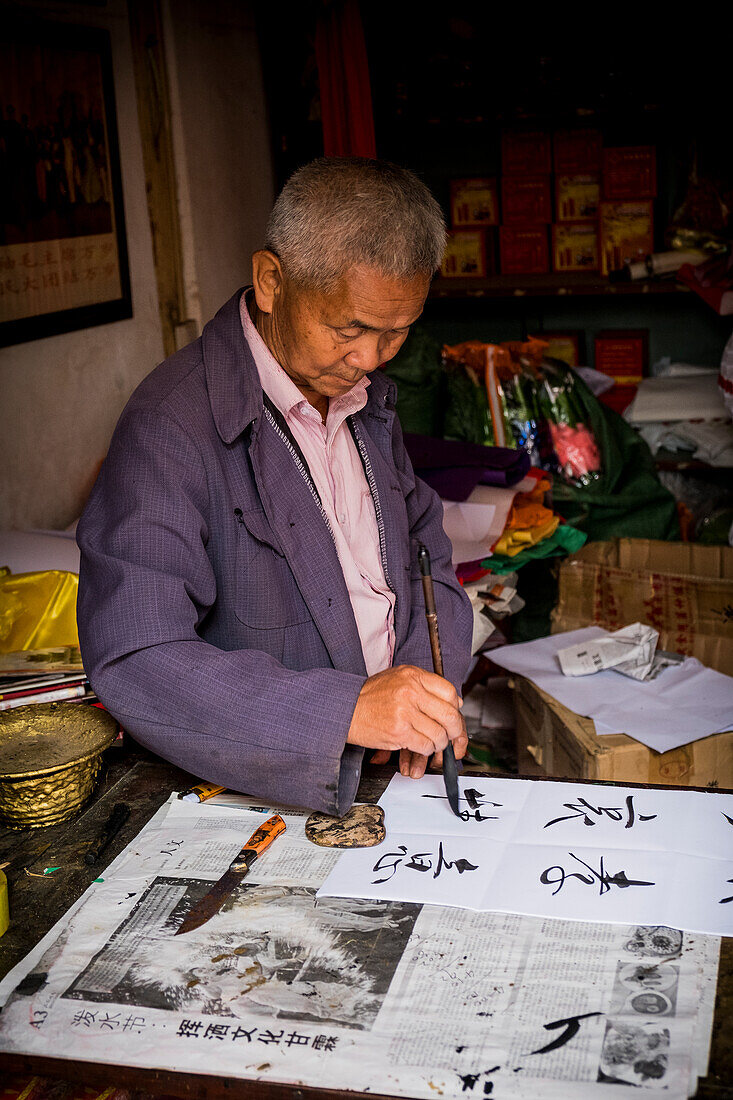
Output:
(240, 293), (395, 676)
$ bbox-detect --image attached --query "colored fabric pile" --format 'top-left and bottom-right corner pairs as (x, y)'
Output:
(492, 475), (559, 557)
(484, 524), (588, 575)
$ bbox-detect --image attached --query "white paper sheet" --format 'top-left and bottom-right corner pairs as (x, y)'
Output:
(441, 478), (536, 565)
(317, 775), (733, 936)
(488, 628), (733, 752)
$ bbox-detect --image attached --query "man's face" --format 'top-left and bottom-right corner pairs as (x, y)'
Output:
(252, 257), (430, 409)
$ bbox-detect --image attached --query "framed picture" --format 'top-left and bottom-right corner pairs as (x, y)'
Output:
(0, 16), (132, 347)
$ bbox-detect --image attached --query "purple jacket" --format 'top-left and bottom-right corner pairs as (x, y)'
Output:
(77, 290), (473, 815)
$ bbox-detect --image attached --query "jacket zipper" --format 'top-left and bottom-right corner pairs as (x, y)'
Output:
(349, 417), (395, 595)
(263, 406), (338, 549)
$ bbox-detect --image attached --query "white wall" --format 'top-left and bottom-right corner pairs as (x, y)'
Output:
(0, 0), (164, 531)
(1, 0), (275, 532)
(163, 0), (275, 333)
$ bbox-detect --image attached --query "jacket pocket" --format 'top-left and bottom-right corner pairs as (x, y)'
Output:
(234, 509), (312, 628)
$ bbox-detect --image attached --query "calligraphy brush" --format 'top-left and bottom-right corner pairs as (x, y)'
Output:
(417, 544), (460, 817)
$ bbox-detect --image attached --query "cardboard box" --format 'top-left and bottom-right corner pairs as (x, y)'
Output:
(556, 174), (600, 222)
(514, 674), (733, 788)
(450, 177), (499, 227)
(501, 176), (552, 224)
(599, 200), (654, 276)
(553, 129), (603, 174)
(551, 539), (733, 676)
(440, 230), (487, 277)
(552, 222), (599, 272)
(502, 130), (552, 175)
(594, 329), (648, 384)
(603, 146), (657, 199)
(499, 227), (549, 275)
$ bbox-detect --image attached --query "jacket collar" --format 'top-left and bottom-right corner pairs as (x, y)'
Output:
(202, 288), (262, 444)
(202, 287), (398, 444)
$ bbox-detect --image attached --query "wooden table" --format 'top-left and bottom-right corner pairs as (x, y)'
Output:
(0, 741), (731, 1098)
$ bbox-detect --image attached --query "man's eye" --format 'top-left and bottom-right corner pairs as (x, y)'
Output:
(336, 329), (361, 340)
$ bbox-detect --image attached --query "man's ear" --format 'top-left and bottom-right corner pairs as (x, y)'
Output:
(251, 250), (284, 315)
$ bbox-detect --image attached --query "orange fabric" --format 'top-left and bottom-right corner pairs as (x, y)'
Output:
(492, 477), (559, 557)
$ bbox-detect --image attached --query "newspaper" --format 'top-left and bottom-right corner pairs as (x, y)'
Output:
(556, 623), (683, 682)
(0, 795), (720, 1099)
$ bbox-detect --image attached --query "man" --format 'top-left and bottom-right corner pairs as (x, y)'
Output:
(77, 157), (473, 816)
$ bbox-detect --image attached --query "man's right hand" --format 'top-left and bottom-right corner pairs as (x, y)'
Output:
(346, 665), (465, 777)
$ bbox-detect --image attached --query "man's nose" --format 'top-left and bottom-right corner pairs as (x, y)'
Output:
(344, 338), (382, 373)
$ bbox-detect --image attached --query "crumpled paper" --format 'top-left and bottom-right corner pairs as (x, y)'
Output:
(557, 622), (683, 681)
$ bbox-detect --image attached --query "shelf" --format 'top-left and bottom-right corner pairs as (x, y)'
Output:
(429, 274), (689, 300)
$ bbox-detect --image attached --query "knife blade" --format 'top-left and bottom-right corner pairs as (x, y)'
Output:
(417, 545), (461, 816)
(175, 813), (286, 935)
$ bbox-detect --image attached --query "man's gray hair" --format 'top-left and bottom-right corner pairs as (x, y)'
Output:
(265, 157), (446, 290)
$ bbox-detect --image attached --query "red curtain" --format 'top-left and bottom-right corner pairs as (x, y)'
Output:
(315, 0), (377, 158)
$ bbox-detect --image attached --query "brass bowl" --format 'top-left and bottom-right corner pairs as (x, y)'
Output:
(0, 701), (118, 829)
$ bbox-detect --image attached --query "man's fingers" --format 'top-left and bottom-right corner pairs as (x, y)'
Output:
(369, 749), (392, 765)
(399, 749), (430, 779)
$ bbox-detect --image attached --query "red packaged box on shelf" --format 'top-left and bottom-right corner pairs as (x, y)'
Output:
(501, 176), (552, 225)
(552, 222), (599, 272)
(553, 129), (603, 173)
(599, 200), (654, 276)
(501, 130), (552, 175)
(594, 329), (648, 383)
(556, 174), (600, 221)
(440, 230), (488, 277)
(499, 227), (549, 275)
(450, 178), (499, 227)
(603, 146), (657, 199)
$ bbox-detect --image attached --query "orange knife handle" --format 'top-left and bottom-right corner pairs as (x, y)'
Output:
(229, 814), (286, 873)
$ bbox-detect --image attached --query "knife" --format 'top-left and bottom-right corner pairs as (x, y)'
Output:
(417, 545), (461, 816)
(175, 814), (286, 935)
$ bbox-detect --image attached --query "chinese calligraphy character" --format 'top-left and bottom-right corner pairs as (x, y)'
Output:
(204, 1023), (229, 1039)
(372, 841), (478, 884)
(257, 1029), (285, 1045)
(720, 879), (733, 905)
(422, 788), (502, 822)
(544, 795), (657, 831)
(122, 1015), (146, 1033)
(540, 853), (655, 897)
(312, 1035), (339, 1051)
(98, 1012), (122, 1030)
(177, 1019), (203, 1038)
(231, 1025), (258, 1042)
(71, 1010), (97, 1028)
(529, 1011), (604, 1055)
(160, 839), (184, 856)
(285, 1031), (311, 1047)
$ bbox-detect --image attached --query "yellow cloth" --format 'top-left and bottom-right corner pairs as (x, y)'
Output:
(493, 514), (559, 557)
(0, 570), (79, 652)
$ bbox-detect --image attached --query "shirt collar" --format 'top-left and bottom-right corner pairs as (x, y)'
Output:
(239, 289), (369, 422)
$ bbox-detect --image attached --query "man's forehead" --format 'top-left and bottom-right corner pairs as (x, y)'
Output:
(315, 266), (429, 328)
